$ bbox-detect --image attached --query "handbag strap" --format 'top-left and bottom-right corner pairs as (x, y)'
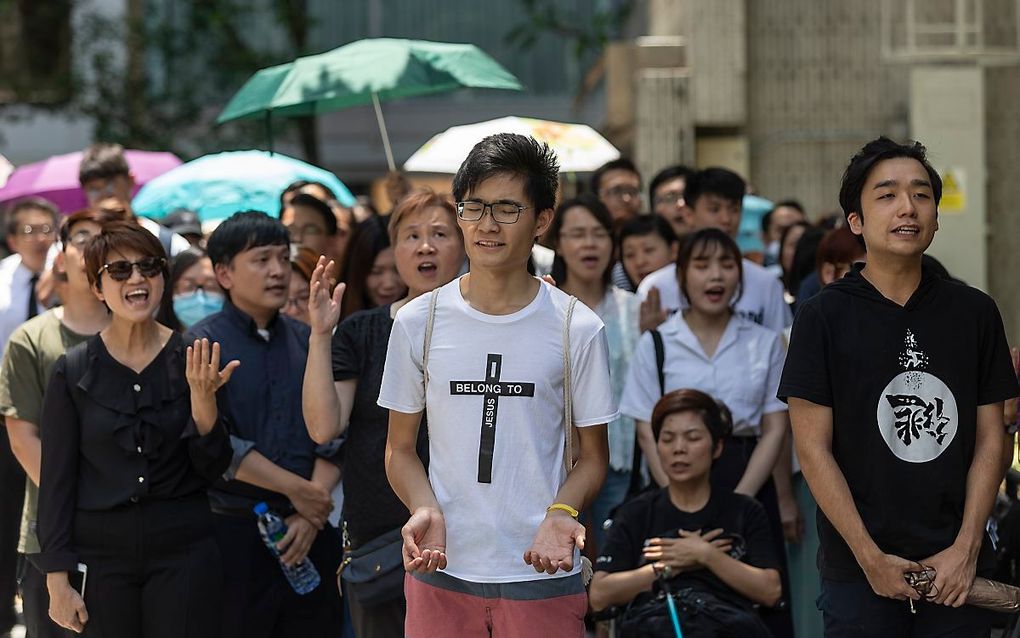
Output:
(651, 328), (666, 396)
(562, 295), (578, 475)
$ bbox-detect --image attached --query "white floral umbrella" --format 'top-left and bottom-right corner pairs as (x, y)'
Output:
(404, 116), (620, 174)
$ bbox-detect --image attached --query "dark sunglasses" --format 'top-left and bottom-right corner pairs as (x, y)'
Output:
(98, 256), (166, 281)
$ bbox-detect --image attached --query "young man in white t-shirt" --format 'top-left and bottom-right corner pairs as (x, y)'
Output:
(636, 168), (791, 333)
(379, 133), (617, 637)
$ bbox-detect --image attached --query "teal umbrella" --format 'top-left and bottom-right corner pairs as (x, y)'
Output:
(217, 38), (523, 169)
(132, 150), (354, 223)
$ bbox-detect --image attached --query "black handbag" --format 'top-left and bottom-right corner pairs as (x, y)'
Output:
(617, 587), (772, 638)
(339, 528), (404, 607)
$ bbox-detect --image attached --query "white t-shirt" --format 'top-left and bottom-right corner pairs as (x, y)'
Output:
(378, 277), (619, 583)
(619, 312), (787, 436)
(635, 259), (792, 332)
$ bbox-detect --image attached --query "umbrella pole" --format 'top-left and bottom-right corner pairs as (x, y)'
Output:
(265, 112), (275, 155)
(371, 92), (396, 172)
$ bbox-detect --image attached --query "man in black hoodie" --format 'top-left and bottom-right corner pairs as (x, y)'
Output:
(778, 137), (1019, 637)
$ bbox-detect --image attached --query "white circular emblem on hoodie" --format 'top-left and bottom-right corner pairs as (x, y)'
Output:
(876, 370), (958, 463)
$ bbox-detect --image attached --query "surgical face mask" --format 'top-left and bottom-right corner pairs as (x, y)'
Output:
(173, 290), (224, 328)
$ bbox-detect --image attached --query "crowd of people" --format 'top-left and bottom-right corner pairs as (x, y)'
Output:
(0, 133), (1015, 638)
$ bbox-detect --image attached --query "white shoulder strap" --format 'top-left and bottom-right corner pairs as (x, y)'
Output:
(562, 296), (578, 475)
(422, 288), (441, 395)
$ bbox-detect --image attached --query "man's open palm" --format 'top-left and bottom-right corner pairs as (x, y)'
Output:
(524, 514), (585, 575)
(402, 507), (447, 573)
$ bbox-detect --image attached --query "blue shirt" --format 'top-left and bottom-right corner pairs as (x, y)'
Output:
(188, 300), (341, 517)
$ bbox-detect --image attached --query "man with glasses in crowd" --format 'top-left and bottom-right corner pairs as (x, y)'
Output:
(0, 209), (114, 638)
(380, 133), (615, 637)
(591, 158), (644, 291)
(0, 197), (60, 637)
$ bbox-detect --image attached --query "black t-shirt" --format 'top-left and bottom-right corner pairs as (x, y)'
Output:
(596, 488), (779, 610)
(779, 264), (1020, 581)
(332, 305), (428, 547)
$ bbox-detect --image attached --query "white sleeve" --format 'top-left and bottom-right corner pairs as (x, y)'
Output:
(635, 274), (653, 302)
(377, 316), (425, 414)
(169, 232), (192, 257)
(760, 276), (792, 331)
(763, 331), (788, 415)
(619, 332), (661, 423)
(570, 327), (619, 427)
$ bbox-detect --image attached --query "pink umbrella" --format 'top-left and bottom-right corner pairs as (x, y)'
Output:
(0, 150), (182, 213)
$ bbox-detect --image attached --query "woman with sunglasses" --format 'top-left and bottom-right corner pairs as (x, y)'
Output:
(36, 221), (237, 637)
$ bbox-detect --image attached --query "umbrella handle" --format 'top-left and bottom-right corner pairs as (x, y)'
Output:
(371, 92), (396, 171)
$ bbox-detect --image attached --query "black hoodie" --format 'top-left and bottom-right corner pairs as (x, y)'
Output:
(779, 263), (1018, 581)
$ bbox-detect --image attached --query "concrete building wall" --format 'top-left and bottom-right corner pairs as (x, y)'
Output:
(985, 65), (1020, 342)
(745, 0), (911, 216)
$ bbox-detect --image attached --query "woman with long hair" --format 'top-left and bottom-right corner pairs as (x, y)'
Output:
(548, 194), (640, 547)
(338, 215), (406, 321)
(302, 188), (466, 638)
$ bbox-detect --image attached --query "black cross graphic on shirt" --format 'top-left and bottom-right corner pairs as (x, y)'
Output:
(450, 354), (535, 483)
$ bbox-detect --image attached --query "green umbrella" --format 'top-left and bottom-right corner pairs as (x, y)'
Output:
(217, 38), (523, 169)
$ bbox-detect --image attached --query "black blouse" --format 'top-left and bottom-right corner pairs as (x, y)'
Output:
(36, 332), (231, 573)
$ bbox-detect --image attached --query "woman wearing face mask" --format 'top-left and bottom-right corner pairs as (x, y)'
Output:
(339, 215), (407, 321)
(157, 247), (224, 331)
(620, 228), (792, 635)
(37, 221), (236, 637)
(548, 194), (640, 549)
(302, 189), (466, 638)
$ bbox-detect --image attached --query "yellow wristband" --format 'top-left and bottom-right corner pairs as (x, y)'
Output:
(546, 503), (579, 519)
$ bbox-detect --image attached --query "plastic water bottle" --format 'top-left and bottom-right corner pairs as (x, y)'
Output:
(253, 502), (321, 594)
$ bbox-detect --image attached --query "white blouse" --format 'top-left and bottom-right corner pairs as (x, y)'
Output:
(619, 312), (788, 436)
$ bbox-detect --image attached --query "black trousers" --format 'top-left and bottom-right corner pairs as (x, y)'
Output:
(819, 579), (993, 637)
(0, 425), (26, 632)
(211, 512), (342, 638)
(347, 580), (406, 638)
(19, 554), (73, 638)
(711, 435), (796, 638)
(74, 495), (223, 638)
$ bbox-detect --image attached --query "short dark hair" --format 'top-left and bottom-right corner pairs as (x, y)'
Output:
(205, 211), (290, 267)
(838, 136), (942, 224)
(590, 158), (640, 194)
(285, 193), (337, 236)
(677, 228), (744, 307)
(452, 133), (560, 214)
(785, 226), (825, 296)
(761, 200), (806, 235)
(651, 388), (734, 447)
(5, 197), (59, 235)
(59, 208), (121, 251)
(648, 164), (694, 204)
(618, 214), (678, 250)
(280, 180), (311, 208)
(684, 168), (745, 208)
(85, 220), (169, 291)
(548, 194), (615, 289)
(79, 143), (130, 185)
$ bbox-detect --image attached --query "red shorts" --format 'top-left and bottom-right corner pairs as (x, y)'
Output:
(404, 570), (588, 638)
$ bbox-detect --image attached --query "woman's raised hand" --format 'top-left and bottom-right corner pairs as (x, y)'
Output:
(308, 256), (345, 336)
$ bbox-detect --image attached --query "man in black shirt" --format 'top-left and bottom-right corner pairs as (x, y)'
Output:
(190, 211), (343, 638)
(779, 137), (1019, 637)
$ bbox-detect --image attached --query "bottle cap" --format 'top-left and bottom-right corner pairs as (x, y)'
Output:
(253, 502), (269, 516)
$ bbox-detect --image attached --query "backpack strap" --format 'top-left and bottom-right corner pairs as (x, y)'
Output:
(562, 296), (578, 475)
(422, 287), (441, 397)
(651, 329), (666, 396)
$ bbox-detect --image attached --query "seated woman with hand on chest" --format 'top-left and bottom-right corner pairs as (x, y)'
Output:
(590, 389), (782, 638)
